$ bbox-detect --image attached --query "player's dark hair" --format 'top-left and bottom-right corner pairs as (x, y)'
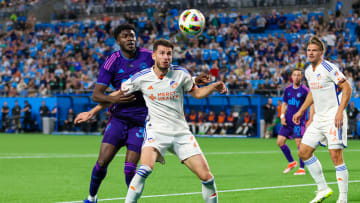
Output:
(306, 36), (326, 54)
(113, 24), (136, 40)
(153, 39), (174, 51)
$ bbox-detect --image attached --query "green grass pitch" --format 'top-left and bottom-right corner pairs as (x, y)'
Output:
(1, 133), (359, 203)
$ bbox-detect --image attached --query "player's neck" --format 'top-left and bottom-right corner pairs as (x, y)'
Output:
(311, 59), (322, 71)
(153, 65), (169, 78)
(120, 48), (136, 59)
(293, 83), (301, 89)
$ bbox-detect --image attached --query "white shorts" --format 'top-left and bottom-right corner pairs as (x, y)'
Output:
(301, 117), (347, 149)
(142, 129), (203, 164)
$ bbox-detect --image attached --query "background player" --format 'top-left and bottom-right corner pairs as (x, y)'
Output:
(277, 68), (313, 175)
(293, 36), (352, 203)
(115, 39), (226, 203)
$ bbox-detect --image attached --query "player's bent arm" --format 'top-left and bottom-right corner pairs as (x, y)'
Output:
(281, 102), (287, 117)
(298, 91), (313, 114)
(337, 80), (352, 113)
(189, 81), (227, 99)
(92, 84), (118, 103)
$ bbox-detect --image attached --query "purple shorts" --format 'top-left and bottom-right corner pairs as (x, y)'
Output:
(102, 116), (144, 153)
(278, 124), (305, 139)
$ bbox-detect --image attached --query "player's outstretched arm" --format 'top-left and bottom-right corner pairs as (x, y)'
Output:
(335, 80), (352, 128)
(189, 81), (227, 99)
(293, 91), (313, 125)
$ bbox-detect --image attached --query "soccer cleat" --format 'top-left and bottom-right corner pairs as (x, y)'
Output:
(283, 161), (298, 173)
(336, 200), (347, 203)
(294, 168), (306, 175)
(309, 187), (333, 203)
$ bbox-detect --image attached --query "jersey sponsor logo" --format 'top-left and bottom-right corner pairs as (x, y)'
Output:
(170, 81), (178, 88)
(309, 81), (322, 89)
(148, 91), (180, 101)
(149, 94), (156, 101)
(288, 97), (300, 107)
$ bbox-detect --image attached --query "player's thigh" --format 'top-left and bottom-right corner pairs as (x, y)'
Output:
(294, 138), (302, 148)
(183, 153), (213, 181)
(125, 125), (145, 163)
(98, 142), (120, 166)
(173, 133), (203, 162)
(102, 117), (128, 148)
(301, 121), (325, 150)
(142, 130), (173, 165)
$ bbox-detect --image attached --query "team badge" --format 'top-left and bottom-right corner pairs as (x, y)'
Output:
(316, 73), (322, 80)
(297, 93), (302, 97)
(170, 81), (178, 88)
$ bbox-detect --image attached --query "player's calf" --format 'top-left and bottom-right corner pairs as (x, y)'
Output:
(125, 164), (152, 203)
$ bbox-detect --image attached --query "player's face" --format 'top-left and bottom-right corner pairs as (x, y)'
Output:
(117, 30), (136, 53)
(306, 44), (323, 64)
(153, 45), (173, 70)
(291, 70), (302, 85)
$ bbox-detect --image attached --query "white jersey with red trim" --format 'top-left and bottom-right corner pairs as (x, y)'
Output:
(305, 59), (347, 122)
(122, 65), (195, 135)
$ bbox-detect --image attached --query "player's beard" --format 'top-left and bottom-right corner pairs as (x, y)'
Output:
(156, 60), (170, 71)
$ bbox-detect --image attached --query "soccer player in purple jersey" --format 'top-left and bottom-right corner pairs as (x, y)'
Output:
(76, 24), (210, 203)
(277, 68), (314, 175)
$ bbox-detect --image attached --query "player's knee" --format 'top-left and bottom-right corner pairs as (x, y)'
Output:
(199, 171), (213, 182)
(298, 149), (310, 160)
(97, 159), (109, 167)
(276, 140), (284, 147)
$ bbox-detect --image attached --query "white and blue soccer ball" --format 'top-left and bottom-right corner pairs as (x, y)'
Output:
(178, 9), (205, 36)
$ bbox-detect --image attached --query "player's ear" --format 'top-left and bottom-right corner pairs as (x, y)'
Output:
(152, 52), (156, 61)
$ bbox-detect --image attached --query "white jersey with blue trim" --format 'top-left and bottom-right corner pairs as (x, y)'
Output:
(122, 65), (195, 135)
(305, 59), (347, 122)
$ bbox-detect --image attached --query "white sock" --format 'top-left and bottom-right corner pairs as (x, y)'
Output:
(87, 195), (96, 202)
(335, 163), (348, 200)
(202, 177), (218, 203)
(125, 165), (152, 203)
(304, 155), (328, 191)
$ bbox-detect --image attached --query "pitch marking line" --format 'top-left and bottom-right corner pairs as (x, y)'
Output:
(57, 180), (360, 203)
(1, 149), (360, 159)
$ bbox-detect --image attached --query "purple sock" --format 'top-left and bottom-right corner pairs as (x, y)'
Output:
(124, 162), (137, 187)
(89, 161), (107, 196)
(280, 144), (294, 163)
(298, 146), (305, 168)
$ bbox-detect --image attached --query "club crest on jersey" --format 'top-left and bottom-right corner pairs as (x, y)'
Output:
(316, 73), (322, 80)
(140, 62), (148, 69)
(170, 81), (178, 88)
(297, 93), (302, 97)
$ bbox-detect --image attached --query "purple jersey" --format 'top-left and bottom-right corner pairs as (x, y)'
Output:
(97, 47), (154, 123)
(283, 84), (309, 126)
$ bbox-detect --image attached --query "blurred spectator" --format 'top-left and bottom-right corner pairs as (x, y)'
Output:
(347, 101), (359, 139)
(187, 109), (197, 134)
(206, 110), (217, 135)
(39, 100), (50, 118)
(263, 98), (276, 138)
(64, 108), (75, 131)
(11, 100), (21, 133)
(217, 111), (227, 134)
(22, 100), (33, 132)
(1, 101), (9, 132)
(235, 111), (254, 136)
(224, 111), (236, 134)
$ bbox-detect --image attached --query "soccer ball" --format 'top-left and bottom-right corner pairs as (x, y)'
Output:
(178, 9), (205, 36)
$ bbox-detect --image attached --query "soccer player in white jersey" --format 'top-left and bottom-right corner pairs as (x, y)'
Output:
(119, 39), (226, 203)
(293, 36), (352, 203)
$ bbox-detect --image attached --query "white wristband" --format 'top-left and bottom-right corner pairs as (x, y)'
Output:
(280, 114), (285, 119)
(192, 76), (196, 84)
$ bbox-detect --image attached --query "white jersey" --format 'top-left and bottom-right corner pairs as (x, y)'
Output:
(122, 65), (195, 135)
(305, 59), (347, 122)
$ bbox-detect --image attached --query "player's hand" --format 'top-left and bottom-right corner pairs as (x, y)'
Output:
(213, 81), (228, 94)
(110, 89), (136, 104)
(281, 117), (287, 126)
(334, 111), (343, 129)
(74, 112), (93, 124)
(195, 73), (211, 86)
(292, 111), (304, 125)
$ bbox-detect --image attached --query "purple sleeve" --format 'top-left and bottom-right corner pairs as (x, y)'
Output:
(96, 55), (117, 87)
(282, 87), (288, 104)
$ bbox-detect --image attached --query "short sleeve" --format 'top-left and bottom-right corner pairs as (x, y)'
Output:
(121, 77), (140, 95)
(327, 64), (346, 85)
(183, 73), (195, 92)
(96, 54), (117, 87)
